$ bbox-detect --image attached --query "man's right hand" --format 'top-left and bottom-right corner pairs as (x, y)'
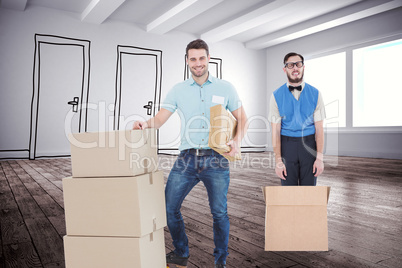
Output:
(275, 161), (287, 180)
(133, 121), (148, 130)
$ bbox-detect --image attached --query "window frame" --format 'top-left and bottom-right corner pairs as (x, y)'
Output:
(304, 34), (402, 133)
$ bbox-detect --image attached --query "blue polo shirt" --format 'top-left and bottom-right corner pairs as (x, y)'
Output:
(162, 75), (242, 151)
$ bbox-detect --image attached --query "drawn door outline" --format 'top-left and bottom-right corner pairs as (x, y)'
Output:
(114, 45), (162, 146)
(30, 34), (91, 160)
(184, 57), (222, 79)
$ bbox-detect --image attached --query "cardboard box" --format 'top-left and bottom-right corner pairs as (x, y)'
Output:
(69, 129), (157, 177)
(208, 104), (241, 161)
(64, 228), (166, 268)
(262, 186), (330, 251)
(63, 171), (166, 237)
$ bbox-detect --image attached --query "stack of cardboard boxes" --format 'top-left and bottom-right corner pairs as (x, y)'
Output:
(63, 129), (167, 267)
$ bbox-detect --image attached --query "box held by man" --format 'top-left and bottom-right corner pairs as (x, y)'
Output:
(209, 104), (241, 161)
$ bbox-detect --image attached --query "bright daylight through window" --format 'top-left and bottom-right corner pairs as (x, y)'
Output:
(305, 52), (346, 127)
(353, 39), (402, 127)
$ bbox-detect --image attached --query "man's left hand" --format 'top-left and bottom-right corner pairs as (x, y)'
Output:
(313, 159), (324, 177)
(224, 140), (239, 157)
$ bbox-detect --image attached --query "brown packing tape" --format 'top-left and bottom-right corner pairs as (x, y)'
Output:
(326, 187), (331, 202)
(150, 232), (154, 242)
(149, 172), (153, 185)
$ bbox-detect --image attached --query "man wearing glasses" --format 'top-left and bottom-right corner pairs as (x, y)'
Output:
(269, 52), (326, 186)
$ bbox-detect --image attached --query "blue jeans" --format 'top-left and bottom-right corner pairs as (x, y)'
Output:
(165, 150), (230, 264)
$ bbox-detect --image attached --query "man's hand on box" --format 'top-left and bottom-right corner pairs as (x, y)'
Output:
(132, 121), (148, 130)
(224, 140), (239, 157)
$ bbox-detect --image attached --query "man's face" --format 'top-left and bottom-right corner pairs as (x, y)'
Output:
(283, 55), (304, 84)
(187, 48), (210, 78)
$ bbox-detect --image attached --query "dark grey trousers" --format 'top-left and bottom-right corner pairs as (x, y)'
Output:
(280, 134), (317, 186)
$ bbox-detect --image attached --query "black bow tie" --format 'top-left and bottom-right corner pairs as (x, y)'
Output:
(289, 85), (302, 91)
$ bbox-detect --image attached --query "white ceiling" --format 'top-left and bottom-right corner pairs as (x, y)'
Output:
(2, 0), (401, 49)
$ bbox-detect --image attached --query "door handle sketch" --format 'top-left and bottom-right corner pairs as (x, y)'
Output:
(143, 101), (153, 115)
(68, 97), (79, 112)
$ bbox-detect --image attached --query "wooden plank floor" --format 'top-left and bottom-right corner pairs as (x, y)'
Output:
(1, 153), (401, 268)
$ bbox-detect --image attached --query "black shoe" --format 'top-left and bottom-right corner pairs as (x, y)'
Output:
(215, 264), (226, 268)
(166, 251), (189, 267)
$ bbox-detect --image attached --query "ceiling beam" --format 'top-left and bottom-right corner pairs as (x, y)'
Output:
(81, 0), (126, 24)
(200, 0), (296, 43)
(246, 0), (402, 50)
(0, 0), (27, 11)
(147, 0), (224, 35)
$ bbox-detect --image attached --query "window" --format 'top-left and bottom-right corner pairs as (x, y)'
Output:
(353, 39), (402, 127)
(304, 52), (346, 127)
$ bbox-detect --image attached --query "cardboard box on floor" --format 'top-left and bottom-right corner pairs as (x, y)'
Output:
(208, 104), (241, 161)
(262, 186), (330, 251)
(63, 171), (166, 237)
(64, 228), (166, 268)
(69, 129), (157, 177)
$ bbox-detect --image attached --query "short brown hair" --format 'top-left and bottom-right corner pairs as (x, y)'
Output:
(283, 52), (304, 64)
(186, 39), (209, 57)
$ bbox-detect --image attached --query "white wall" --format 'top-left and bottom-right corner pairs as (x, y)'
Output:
(265, 7), (402, 159)
(0, 5), (267, 159)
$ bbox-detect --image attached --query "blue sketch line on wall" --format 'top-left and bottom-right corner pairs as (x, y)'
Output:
(30, 34), (91, 160)
(114, 45), (163, 131)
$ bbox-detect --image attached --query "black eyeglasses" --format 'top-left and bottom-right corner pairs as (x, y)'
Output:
(284, 61), (304, 69)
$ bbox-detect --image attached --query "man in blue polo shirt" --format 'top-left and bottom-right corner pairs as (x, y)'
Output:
(269, 52), (325, 186)
(133, 39), (247, 268)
